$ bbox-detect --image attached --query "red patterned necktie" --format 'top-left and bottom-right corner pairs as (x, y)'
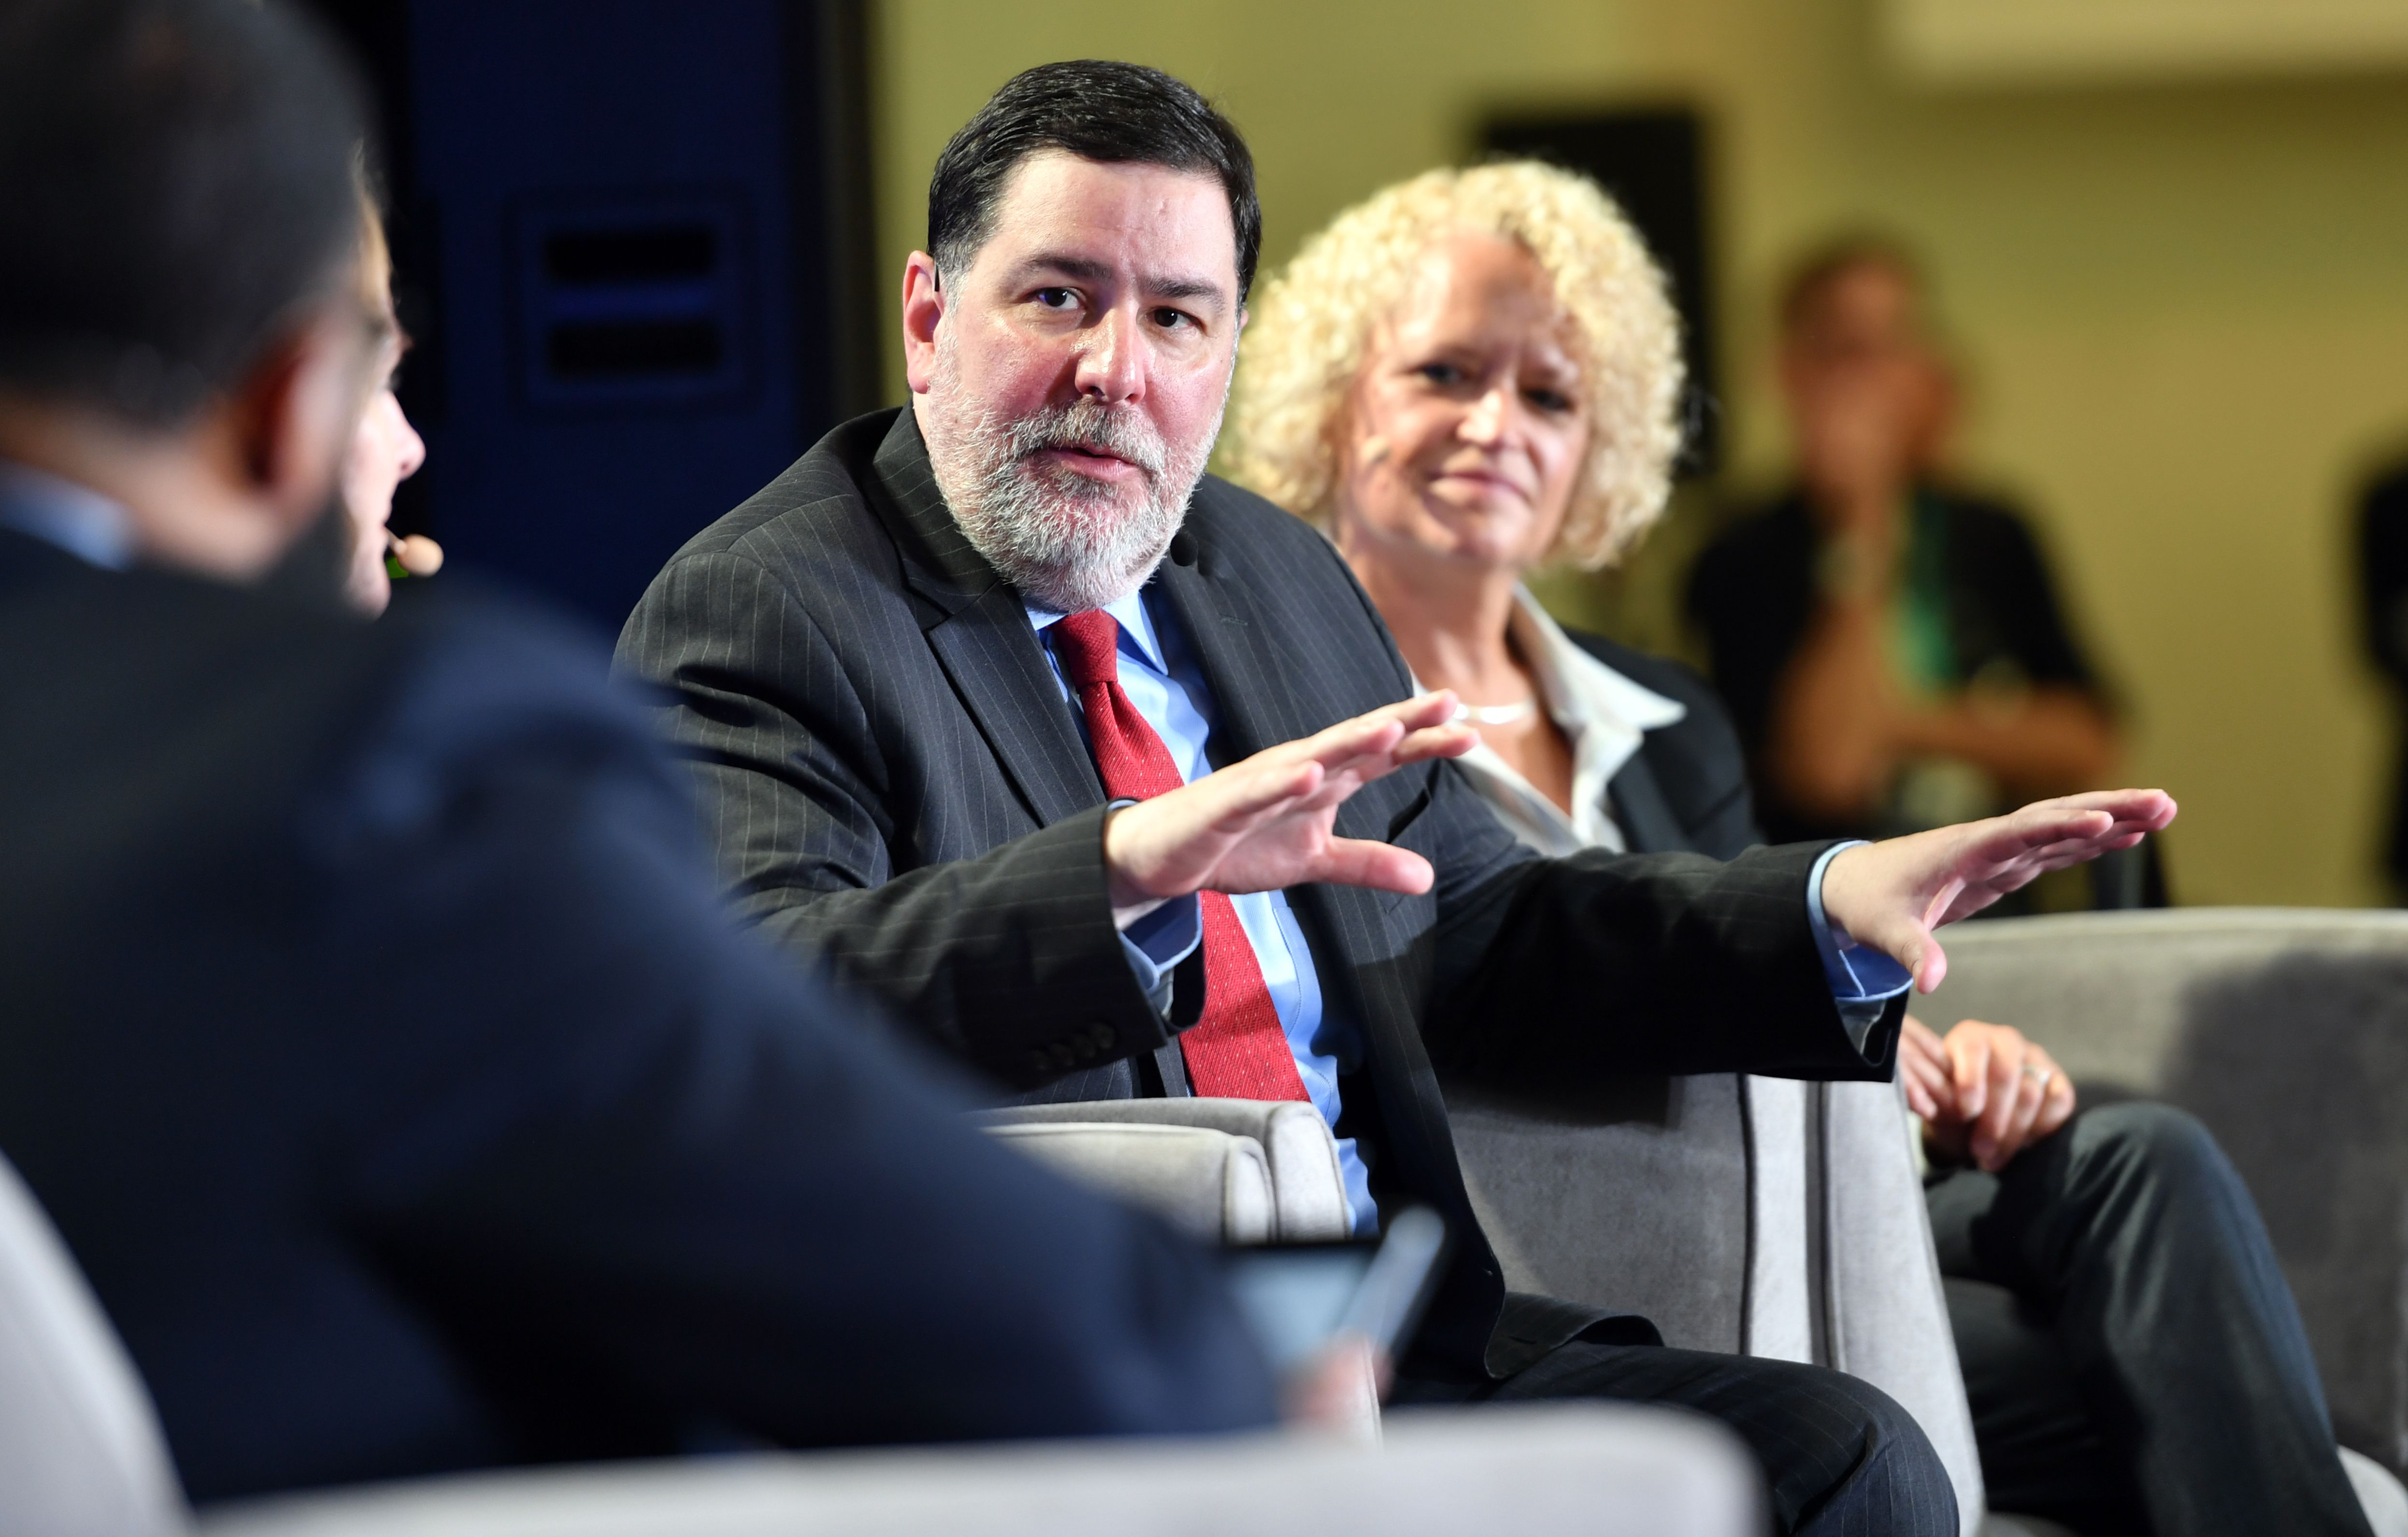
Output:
(1051, 609), (1310, 1103)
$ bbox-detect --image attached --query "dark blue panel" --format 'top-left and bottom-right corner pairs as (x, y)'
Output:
(410, 0), (804, 628)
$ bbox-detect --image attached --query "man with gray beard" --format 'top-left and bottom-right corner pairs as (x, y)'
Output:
(617, 60), (2173, 1537)
(926, 385), (1196, 614)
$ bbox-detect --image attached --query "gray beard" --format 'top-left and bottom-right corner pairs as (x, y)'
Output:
(921, 341), (1221, 613)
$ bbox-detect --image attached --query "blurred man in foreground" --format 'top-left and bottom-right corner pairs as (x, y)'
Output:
(0, 0), (1279, 1504)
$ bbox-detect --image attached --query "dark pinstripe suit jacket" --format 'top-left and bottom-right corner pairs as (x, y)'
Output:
(1577, 632), (1762, 862)
(617, 408), (1904, 1376)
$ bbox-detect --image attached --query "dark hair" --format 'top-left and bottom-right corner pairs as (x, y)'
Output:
(1777, 234), (1926, 336)
(928, 60), (1261, 299)
(0, 0), (370, 427)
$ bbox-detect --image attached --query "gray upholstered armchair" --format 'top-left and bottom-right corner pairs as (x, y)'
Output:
(994, 911), (2408, 1537)
(985, 1078), (1991, 1524)
(1926, 909), (2408, 1503)
(1446, 1070), (1990, 1532)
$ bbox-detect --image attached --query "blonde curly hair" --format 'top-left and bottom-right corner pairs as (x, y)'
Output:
(1225, 161), (1684, 570)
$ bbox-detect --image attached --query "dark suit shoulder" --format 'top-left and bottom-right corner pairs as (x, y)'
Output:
(1562, 624), (1763, 857)
(0, 545), (388, 808)
(1929, 486), (2034, 535)
(1185, 475), (1400, 653)
(1, 553), (663, 860)
(1187, 471), (1329, 544)
(1189, 473), (1354, 572)
(1563, 630), (1723, 718)
(1687, 495), (1814, 616)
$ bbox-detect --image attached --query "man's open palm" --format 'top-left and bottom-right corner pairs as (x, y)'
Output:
(1103, 693), (1476, 926)
(1821, 789), (2177, 992)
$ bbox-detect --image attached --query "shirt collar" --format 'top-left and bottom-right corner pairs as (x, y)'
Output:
(1508, 586), (1687, 736)
(1433, 587), (1689, 856)
(0, 460), (135, 570)
(1024, 585), (1167, 672)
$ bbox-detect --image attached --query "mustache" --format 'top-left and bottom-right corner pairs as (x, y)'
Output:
(1002, 400), (1167, 478)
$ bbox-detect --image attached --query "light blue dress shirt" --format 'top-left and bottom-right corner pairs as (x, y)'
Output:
(0, 460), (134, 570)
(1026, 584), (1915, 1237)
(1026, 587), (1383, 1234)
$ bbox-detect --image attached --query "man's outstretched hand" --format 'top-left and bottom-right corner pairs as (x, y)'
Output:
(1102, 693), (1477, 928)
(1820, 789), (2177, 993)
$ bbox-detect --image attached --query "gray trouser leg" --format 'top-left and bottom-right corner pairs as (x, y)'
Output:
(1926, 1102), (2372, 1537)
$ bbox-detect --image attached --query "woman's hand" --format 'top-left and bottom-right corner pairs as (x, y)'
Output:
(1905, 1014), (2078, 1172)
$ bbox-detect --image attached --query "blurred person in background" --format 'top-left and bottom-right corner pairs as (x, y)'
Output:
(0, 0), (1284, 1505)
(1228, 160), (2373, 1537)
(2358, 460), (2408, 897)
(1687, 242), (2123, 873)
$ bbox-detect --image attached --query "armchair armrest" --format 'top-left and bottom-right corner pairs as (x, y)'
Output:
(198, 1403), (1765, 1537)
(981, 1121), (1274, 1244)
(974, 1099), (1350, 1243)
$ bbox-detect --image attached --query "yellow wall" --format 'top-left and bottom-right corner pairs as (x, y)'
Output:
(872, 0), (2408, 906)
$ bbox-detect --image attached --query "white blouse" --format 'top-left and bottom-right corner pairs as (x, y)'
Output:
(1433, 588), (1687, 857)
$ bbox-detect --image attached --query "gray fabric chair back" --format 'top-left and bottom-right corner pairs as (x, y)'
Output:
(1447, 1075), (1751, 1352)
(1926, 908), (2408, 1477)
(0, 1151), (188, 1537)
(1447, 1070), (1985, 1535)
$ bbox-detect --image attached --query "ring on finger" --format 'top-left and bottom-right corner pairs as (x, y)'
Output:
(2021, 1064), (2053, 1089)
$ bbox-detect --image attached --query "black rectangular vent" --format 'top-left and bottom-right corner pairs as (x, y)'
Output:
(544, 226), (718, 285)
(547, 319), (725, 377)
(514, 193), (753, 411)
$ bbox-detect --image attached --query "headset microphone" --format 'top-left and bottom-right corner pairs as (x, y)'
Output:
(385, 530), (444, 579)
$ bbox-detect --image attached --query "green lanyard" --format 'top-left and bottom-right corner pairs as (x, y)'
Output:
(1888, 490), (1955, 699)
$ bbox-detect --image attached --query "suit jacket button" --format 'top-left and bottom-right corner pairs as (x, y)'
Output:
(1048, 1042), (1076, 1069)
(1027, 1050), (1050, 1076)
(1089, 1022), (1116, 1051)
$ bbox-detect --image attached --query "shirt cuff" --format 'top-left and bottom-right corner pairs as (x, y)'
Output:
(1119, 894), (1202, 1015)
(1806, 841), (1915, 1050)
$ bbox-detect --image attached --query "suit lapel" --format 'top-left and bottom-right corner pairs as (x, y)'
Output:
(1608, 747), (1688, 855)
(1151, 525), (1320, 770)
(865, 412), (1102, 826)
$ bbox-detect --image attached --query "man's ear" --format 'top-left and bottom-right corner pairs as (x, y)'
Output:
(222, 306), (370, 530)
(901, 251), (946, 396)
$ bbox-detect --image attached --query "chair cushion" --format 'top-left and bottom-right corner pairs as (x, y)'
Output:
(981, 1123), (1273, 1244)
